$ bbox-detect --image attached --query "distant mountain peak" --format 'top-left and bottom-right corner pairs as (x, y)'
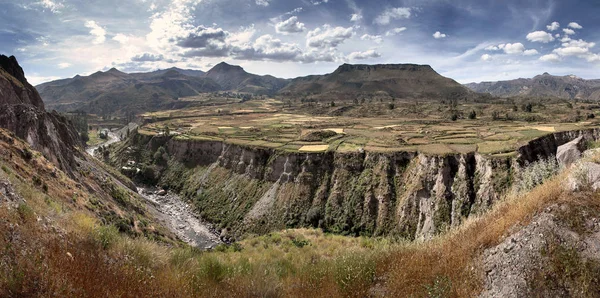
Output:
(210, 62), (244, 72)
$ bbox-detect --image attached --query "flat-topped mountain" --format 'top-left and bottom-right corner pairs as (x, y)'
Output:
(465, 73), (600, 100)
(204, 62), (289, 94)
(279, 63), (475, 100)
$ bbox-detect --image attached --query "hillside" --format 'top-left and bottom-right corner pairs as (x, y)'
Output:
(280, 63), (476, 101)
(203, 62), (289, 94)
(465, 73), (600, 100)
(37, 68), (221, 115)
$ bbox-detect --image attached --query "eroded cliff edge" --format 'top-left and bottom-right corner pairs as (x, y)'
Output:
(110, 128), (600, 240)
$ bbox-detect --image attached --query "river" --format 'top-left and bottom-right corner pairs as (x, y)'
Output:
(85, 131), (120, 156)
(139, 187), (221, 249)
(85, 129), (221, 249)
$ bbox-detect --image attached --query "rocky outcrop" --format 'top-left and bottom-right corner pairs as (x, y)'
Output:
(0, 55), (82, 176)
(556, 136), (586, 167)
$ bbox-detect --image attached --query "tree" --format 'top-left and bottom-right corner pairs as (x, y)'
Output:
(330, 101), (336, 107)
(468, 110), (477, 119)
(492, 111), (500, 120)
(80, 131), (89, 143)
(164, 125), (170, 137)
(388, 103), (395, 110)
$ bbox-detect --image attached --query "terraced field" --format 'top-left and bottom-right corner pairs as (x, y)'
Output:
(139, 110), (599, 155)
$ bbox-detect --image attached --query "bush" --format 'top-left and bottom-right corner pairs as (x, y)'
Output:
(291, 238), (310, 248)
(468, 110), (477, 119)
(94, 225), (120, 249)
(21, 148), (33, 161)
(514, 156), (561, 193)
(17, 203), (35, 222)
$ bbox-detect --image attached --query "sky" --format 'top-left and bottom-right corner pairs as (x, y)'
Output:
(0, 0), (599, 85)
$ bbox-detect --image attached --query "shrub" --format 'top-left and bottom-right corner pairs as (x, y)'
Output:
(94, 225), (120, 249)
(468, 110), (477, 119)
(291, 238), (310, 248)
(21, 148), (33, 161)
(17, 203), (35, 222)
(514, 156), (561, 193)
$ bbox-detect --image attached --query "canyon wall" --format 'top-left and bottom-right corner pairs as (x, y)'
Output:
(117, 128), (600, 240)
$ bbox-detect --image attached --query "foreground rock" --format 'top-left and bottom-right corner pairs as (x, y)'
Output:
(556, 136), (586, 168)
(481, 203), (600, 297)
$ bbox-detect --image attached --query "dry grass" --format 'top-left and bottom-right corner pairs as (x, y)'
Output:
(0, 127), (593, 297)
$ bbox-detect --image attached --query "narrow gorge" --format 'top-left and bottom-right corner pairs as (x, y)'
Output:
(108, 128), (600, 240)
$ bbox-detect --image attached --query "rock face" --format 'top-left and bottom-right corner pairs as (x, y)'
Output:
(116, 133), (523, 240)
(556, 136), (586, 167)
(0, 55), (82, 176)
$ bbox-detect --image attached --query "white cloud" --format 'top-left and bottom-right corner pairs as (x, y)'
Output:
(539, 53), (560, 62)
(350, 13), (362, 22)
(57, 62), (71, 69)
(361, 34), (383, 44)
(562, 28), (575, 35)
(433, 31), (447, 39)
(255, 0), (270, 7)
(503, 43), (525, 54)
(546, 21), (560, 31)
(149, 3), (157, 11)
(523, 49), (539, 56)
(385, 27), (407, 36)
(562, 39), (595, 48)
(85, 20), (107, 45)
(485, 45), (501, 51)
(347, 49), (381, 60)
(306, 25), (355, 48)
(554, 46), (589, 56)
(374, 7), (411, 25)
(112, 34), (129, 44)
(275, 16), (306, 34)
(481, 54), (492, 61)
(526, 31), (554, 43)
(36, 0), (64, 13)
(568, 22), (583, 29)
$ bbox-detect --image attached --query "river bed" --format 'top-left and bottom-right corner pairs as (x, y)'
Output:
(138, 187), (221, 249)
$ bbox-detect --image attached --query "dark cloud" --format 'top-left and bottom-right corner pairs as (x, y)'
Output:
(177, 27), (228, 48)
(131, 53), (165, 62)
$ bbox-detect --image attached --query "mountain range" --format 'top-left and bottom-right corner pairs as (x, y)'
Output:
(465, 73), (600, 100)
(36, 62), (474, 115)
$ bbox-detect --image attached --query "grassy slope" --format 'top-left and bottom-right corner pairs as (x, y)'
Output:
(3, 122), (599, 296)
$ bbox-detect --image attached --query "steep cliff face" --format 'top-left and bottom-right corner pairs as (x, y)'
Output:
(116, 134), (546, 240)
(0, 55), (82, 176)
(117, 128), (600, 240)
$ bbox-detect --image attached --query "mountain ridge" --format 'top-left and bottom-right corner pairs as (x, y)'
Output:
(465, 73), (600, 100)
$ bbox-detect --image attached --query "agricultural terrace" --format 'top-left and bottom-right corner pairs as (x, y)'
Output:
(137, 111), (599, 156)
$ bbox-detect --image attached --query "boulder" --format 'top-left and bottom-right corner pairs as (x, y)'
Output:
(556, 136), (586, 168)
(157, 189), (167, 196)
(566, 162), (600, 191)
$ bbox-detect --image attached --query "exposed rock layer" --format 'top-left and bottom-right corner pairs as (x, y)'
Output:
(115, 128), (600, 240)
(0, 55), (82, 176)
